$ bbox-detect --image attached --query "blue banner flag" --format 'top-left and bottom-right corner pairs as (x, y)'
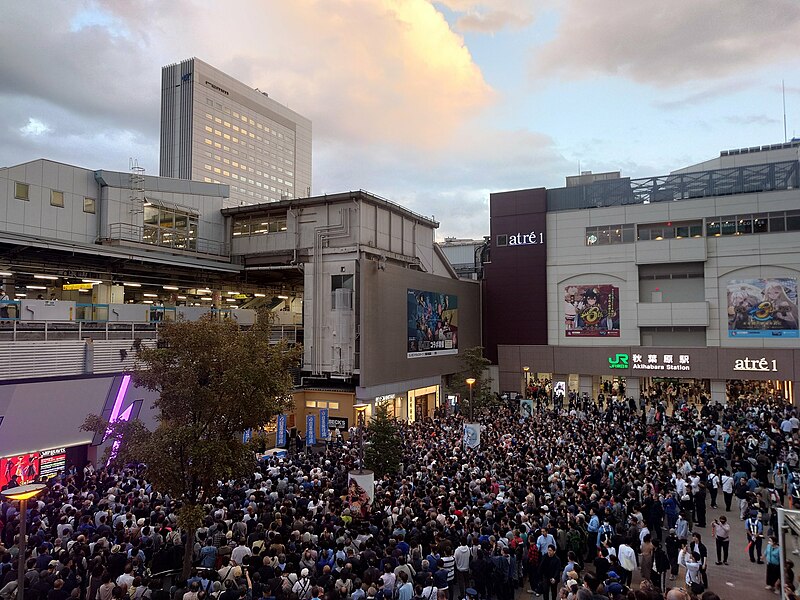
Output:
(320, 408), (329, 440)
(276, 414), (287, 446)
(306, 414), (316, 446)
(242, 429), (252, 444)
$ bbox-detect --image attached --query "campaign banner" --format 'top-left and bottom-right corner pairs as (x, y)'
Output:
(463, 423), (481, 449)
(407, 289), (458, 358)
(276, 414), (287, 446)
(306, 414), (316, 446)
(520, 399), (533, 419)
(727, 278), (799, 338)
(564, 284), (620, 337)
(319, 408), (329, 440)
(242, 429), (252, 444)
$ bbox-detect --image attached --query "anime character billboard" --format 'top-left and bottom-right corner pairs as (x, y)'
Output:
(0, 452), (40, 489)
(564, 285), (620, 337)
(407, 289), (458, 358)
(727, 278), (799, 338)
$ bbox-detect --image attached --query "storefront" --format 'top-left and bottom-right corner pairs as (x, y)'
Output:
(499, 345), (800, 405)
(354, 377), (442, 423)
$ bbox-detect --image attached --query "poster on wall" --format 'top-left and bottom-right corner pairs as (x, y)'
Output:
(727, 278), (799, 338)
(564, 285), (620, 337)
(0, 452), (40, 489)
(407, 289), (459, 358)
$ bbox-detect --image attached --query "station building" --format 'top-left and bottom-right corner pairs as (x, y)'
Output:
(0, 158), (479, 475)
(485, 142), (800, 405)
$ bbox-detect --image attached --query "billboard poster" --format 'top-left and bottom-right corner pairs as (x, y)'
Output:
(39, 448), (66, 480)
(0, 452), (40, 489)
(407, 289), (458, 358)
(727, 278), (799, 338)
(347, 470), (374, 517)
(276, 414), (287, 446)
(564, 285), (620, 337)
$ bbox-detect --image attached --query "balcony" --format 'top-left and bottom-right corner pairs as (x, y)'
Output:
(637, 301), (709, 327)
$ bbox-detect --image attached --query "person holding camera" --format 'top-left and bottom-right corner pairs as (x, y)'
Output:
(711, 516), (730, 565)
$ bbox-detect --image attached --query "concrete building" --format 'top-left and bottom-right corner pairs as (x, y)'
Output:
(0, 157), (479, 469)
(437, 237), (488, 280)
(485, 141), (800, 404)
(160, 57), (312, 207)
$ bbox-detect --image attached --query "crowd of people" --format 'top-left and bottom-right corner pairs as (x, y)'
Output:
(1, 385), (799, 600)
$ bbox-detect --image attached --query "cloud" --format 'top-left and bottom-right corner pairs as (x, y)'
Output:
(20, 118), (51, 137)
(652, 80), (752, 110)
(435, 0), (536, 33)
(724, 115), (781, 127)
(533, 0), (800, 85)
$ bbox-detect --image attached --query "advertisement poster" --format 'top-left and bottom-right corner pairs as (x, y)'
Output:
(0, 452), (40, 489)
(564, 285), (620, 337)
(463, 423), (481, 448)
(39, 448), (67, 480)
(407, 289), (459, 358)
(347, 470), (374, 517)
(727, 278), (799, 338)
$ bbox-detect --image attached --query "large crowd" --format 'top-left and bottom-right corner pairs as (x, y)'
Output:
(1, 382), (800, 600)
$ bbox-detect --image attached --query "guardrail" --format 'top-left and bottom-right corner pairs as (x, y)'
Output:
(106, 223), (230, 257)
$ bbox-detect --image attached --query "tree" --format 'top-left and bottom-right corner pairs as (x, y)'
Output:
(363, 402), (401, 478)
(82, 313), (301, 577)
(447, 346), (495, 417)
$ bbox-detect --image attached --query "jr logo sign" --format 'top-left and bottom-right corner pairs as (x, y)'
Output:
(608, 353), (629, 369)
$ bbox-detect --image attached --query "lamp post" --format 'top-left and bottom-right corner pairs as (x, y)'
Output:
(2, 483), (47, 600)
(353, 403), (369, 471)
(465, 377), (476, 421)
(522, 366), (530, 398)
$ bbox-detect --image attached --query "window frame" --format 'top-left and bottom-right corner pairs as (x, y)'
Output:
(83, 197), (96, 214)
(50, 190), (64, 208)
(14, 182), (29, 200)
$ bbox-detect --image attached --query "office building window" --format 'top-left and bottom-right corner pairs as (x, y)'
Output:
(83, 197), (96, 213)
(50, 190), (64, 207)
(707, 210), (800, 236)
(232, 216), (287, 237)
(14, 182), (29, 200)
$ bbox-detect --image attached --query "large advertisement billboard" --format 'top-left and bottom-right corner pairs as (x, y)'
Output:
(407, 289), (458, 358)
(0, 452), (40, 489)
(727, 278), (799, 338)
(564, 285), (620, 337)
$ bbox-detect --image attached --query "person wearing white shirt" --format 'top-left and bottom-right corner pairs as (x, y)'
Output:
(720, 473), (735, 512)
(617, 540), (637, 587)
(674, 474), (687, 499)
(231, 540), (251, 565)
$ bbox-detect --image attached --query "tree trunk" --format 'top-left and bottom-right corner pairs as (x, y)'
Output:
(182, 526), (196, 579)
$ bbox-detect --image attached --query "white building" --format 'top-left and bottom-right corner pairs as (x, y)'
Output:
(160, 57), (312, 207)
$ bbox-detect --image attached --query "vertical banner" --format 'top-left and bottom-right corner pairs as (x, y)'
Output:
(319, 408), (329, 440)
(306, 414), (316, 446)
(242, 429), (252, 444)
(276, 414), (287, 447)
(463, 423), (481, 449)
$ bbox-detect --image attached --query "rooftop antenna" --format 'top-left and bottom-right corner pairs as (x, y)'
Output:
(783, 80), (788, 143)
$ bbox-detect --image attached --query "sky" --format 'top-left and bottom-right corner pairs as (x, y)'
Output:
(1, 0), (799, 240)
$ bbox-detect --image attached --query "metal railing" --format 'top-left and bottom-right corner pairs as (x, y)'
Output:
(106, 223), (230, 257)
(546, 160), (799, 212)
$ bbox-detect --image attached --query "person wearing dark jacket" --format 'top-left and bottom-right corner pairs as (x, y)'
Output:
(538, 545), (562, 600)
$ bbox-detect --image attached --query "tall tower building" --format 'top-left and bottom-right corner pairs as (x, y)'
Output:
(160, 57), (312, 207)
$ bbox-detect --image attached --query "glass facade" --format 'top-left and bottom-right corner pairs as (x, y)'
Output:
(143, 203), (198, 250)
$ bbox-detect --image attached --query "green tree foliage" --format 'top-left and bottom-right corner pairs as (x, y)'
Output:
(363, 402), (401, 478)
(82, 313), (301, 576)
(447, 346), (495, 416)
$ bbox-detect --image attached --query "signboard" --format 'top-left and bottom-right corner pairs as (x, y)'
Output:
(727, 278), (799, 338)
(276, 414), (287, 446)
(732, 357), (778, 373)
(328, 416), (348, 431)
(319, 408), (329, 440)
(63, 283), (93, 291)
(306, 414), (316, 446)
(407, 289), (458, 358)
(608, 352), (691, 371)
(520, 399), (533, 419)
(564, 284), (620, 337)
(39, 447), (67, 480)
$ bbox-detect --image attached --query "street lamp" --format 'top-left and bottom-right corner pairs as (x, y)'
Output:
(353, 403), (369, 471)
(465, 377), (476, 421)
(522, 366), (530, 397)
(1, 483), (47, 600)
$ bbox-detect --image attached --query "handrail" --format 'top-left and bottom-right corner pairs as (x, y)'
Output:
(106, 222), (230, 257)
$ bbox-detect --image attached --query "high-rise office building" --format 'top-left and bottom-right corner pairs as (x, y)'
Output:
(160, 57), (312, 207)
